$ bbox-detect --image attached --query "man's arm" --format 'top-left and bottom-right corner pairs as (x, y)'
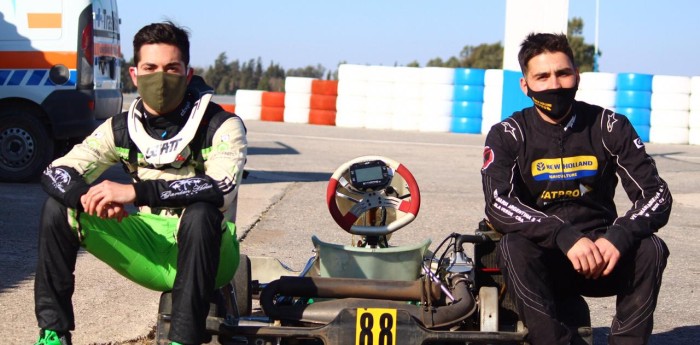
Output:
(601, 111), (672, 257)
(41, 119), (121, 209)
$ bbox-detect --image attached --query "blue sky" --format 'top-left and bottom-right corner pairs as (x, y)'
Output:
(118, 1), (700, 77)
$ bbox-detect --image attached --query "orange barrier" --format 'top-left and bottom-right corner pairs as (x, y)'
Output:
(262, 91), (285, 107)
(310, 94), (337, 111)
(261, 106), (284, 122)
(309, 109), (336, 126)
(311, 80), (339, 95)
(220, 104), (236, 113)
(308, 80), (338, 125)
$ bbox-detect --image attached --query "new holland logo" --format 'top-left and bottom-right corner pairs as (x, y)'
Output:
(531, 155), (598, 181)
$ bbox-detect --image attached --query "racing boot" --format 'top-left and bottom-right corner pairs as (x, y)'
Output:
(34, 329), (72, 345)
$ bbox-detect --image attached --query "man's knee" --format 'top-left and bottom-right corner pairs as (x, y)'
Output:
(40, 197), (68, 228)
(178, 202), (224, 242)
(634, 235), (669, 271)
(499, 233), (541, 263)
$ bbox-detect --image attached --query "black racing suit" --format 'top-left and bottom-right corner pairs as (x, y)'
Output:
(35, 79), (247, 344)
(481, 101), (671, 345)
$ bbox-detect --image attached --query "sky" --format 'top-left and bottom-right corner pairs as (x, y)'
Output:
(118, 1), (700, 77)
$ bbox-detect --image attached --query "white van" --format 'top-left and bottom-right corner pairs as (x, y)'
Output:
(0, 0), (122, 182)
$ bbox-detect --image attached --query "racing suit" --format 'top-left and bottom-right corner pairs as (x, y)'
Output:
(35, 79), (247, 344)
(481, 101), (671, 345)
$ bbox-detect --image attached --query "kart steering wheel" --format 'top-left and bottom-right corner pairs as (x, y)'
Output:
(326, 156), (420, 236)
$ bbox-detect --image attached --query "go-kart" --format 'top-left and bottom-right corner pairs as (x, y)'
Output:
(156, 156), (593, 345)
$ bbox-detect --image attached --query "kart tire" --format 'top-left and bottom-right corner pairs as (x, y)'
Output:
(155, 292), (172, 345)
(0, 106), (54, 182)
(233, 254), (252, 317)
(155, 291), (219, 345)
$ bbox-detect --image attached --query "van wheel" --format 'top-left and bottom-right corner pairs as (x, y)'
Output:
(0, 107), (54, 182)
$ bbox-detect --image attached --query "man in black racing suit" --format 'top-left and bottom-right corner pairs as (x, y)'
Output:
(481, 33), (671, 345)
(34, 22), (247, 345)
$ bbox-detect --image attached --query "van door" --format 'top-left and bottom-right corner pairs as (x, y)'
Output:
(91, 0), (122, 119)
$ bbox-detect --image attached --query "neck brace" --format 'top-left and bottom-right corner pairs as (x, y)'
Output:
(127, 93), (212, 165)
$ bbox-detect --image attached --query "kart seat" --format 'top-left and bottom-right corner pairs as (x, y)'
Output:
(311, 235), (431, 281)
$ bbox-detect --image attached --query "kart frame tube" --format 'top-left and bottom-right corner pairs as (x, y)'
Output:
(207, 309), (537, 344)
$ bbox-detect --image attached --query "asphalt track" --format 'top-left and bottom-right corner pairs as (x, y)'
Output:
(1, 119), (699, 344)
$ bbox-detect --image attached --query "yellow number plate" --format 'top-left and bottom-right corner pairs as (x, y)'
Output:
(355, 308), (397, 345)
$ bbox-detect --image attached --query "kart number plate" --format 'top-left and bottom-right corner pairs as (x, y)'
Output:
(355, 308), (397, 345)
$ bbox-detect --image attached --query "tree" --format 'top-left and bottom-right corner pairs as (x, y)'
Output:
(286, 64), (326, 79)
(568, 17), (598, 72)
(204, 52), (231, 94)
(460, 42), (503, 69)
(258, 61), (286, 91)
(426, 57), (444, 67)
(406, 60), (420, 67)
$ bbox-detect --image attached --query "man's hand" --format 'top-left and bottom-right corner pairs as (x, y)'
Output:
(594, 237), (621, 277)
(566, 237), (605, 279)
(80, 180), (136, 221)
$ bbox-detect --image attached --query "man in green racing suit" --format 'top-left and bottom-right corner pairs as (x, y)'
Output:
(34, 22), (247, 345)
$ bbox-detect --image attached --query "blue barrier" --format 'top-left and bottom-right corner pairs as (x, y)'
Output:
(632, 124), (650, 143)
(454, 68), (486, 86)
(617, 73), (653, 91)
(451, 116), (482, 134)
(453, 85), (485, 102)
(616, 90), (652, 109)
(452, 101), (483, 118)
(501, 70), (532, 120)
(616, 107), (651, 126)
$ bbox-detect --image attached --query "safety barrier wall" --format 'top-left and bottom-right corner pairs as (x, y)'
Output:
(309, 80), (338, 125)
(230, 65), (700, 145)
(615, 73), (652, 142)
(452, 68), (485, 134)
(481, 69), (504, 134)
(691, 77), (700, 145)
(261, 91), (285, 122)
(283, 77), (315, 123)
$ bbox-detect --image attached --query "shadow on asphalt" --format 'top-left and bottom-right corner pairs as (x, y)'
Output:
(242, 170), (331, 184)
(593, 326), (700, 344)
(248, 141), (298, 156)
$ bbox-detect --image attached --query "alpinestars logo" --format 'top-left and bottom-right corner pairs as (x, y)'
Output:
(500, 122), (517, 140)
(161, 178), (213, 199)
(606, 112), (618, 133)
(44, 167), (71, 193)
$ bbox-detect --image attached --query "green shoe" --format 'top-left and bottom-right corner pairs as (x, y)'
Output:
(35, 329), (72, 345)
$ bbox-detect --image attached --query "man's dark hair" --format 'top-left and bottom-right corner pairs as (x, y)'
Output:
(133, 21), (190, 66)
(518, 33), (575, 75)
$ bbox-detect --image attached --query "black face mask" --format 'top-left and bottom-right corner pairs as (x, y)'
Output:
(526, 86), (578, 120)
